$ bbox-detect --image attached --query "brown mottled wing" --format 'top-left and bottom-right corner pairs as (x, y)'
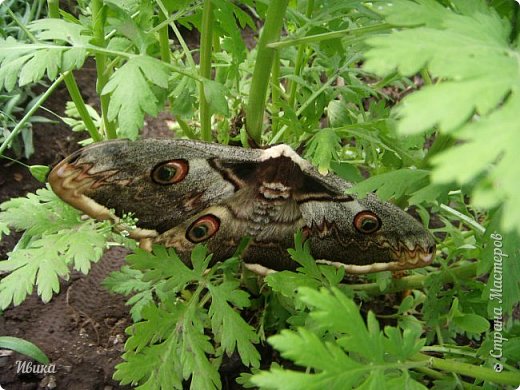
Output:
(48, 139), (264, 235)
(295, 168), (436, 273)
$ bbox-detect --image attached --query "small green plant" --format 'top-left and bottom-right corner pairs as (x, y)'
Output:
(0, 0), (519, 389)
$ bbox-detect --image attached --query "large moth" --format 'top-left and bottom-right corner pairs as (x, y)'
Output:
(48, 139), (435, 274)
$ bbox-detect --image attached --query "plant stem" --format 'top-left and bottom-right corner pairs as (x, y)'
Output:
(349, 262), (477, 294)
(420, 68), (433, 85)
(176, 117), (197, 139)
(6, 8), (38, 42)
(271, 50), (281, 135)
(157, 6), (171, 64)
(63, 77), (103, 141)
(47, 0), (102, 141)
(421, 345), (477, 358)
(439, 204), (486, 234)
(268, 23), (393, 49)
(287, 0), (314, 109)
(199, 0), (214, 141)
(0, 74), (66, 156)
(91, 0), (116, 139)
(412, 353), (520, 386)
(245, 0), (289, 144)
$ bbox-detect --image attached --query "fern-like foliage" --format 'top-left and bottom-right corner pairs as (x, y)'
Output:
(106, 245), (260, 389)
(363, 0), (520, 236)
(0, 187), (112, 308)
(251, 287), (427, 389)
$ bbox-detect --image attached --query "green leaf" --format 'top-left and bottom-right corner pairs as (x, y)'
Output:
(0, 336), (49, 364)
(0, 20), (89, 91)
(103, 56), (169, 139)
(0, 188), (110, 308)
(299, 288), (384, 362)
(202, 79), (229, 116)
(0, 186), (81, 237)
(253, 330), (365, 390)
(18, 49), (60, 86)
(327, 100), (352, 128)
(114, 302), (218, 390)
(252, 287), (427, 389)
(208, 281), (260, 367)
(103, 266), (149, 295)
(55, 224), (107, 273)
(347, 169), (430, 201)
(304, 128), (341, 175)
(29, 165), (50, 183)
(103, 266), (153, 321)
(126, 246), (198, 291)
(287, 231), (322, 279)
(104, 1), (155, 53)
(481, 210), (520, 318)
(452, 314), (490, 334)
(180, 304), (221, 390)
(364, 0), (520, 234)
(29, 19), (90, 45)
(0, 220), (10, 240)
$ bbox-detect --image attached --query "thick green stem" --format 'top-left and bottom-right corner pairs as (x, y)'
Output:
(91, 0), (116, 139)
(413, 353), (520, 386)
(47, 0), (59, 16)
(245, 0), (289, 144)
(47, 0), (102, 141)
(0, 75), (66, 155)
(287, 0), (314, 108)
(199, 0), (214, 141)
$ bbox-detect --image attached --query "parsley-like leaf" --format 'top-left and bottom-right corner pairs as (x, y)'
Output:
(364, 0), (520, 234)
(252, 287), (426, 389)
(304, 128), (341, 175)
(208, 281), (260, 367)
(0, 188), (110, 308)
(102, 56), (169, 139)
